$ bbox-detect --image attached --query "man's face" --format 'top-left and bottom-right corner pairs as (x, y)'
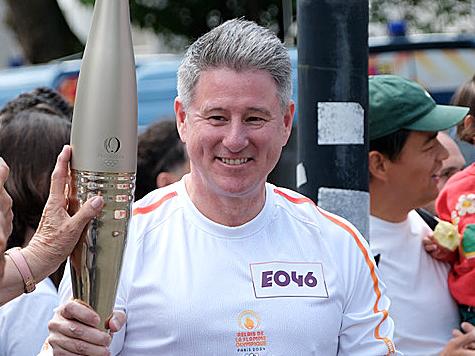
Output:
(435, 132), (466, 190)
(175, 68), (294, 199)
(386, 131), (449, 208)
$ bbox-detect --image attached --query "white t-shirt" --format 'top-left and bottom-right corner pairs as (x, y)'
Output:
(53, 180), (396, 355)
(370, 211), (460, 356)
(0, 278), (58, 356)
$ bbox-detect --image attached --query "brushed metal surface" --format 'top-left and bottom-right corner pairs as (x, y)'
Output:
(70, 170), (134, 330)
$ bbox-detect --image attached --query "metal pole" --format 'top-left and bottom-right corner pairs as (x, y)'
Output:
(472, 0), (475, 29)
(297, 0), (370, 238)
(282, 0), (293, 44)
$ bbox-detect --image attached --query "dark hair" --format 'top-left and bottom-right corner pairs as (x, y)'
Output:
(369, 129), (411, 161)
(135, 120), (187, 200)
(451, 75), (475, 143)
(0, 87), (73, 124)
(0, 111), (71, 249)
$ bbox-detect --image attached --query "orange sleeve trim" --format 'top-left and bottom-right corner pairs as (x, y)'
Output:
(133, 191), (177, 216)
(273, 188), (395, 354)
(274, 188), (316, 206)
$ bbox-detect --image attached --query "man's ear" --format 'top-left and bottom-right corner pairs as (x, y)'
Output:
(281, 101), (295, 146)
(175, 97), (187, 143)
(368, 150), (390, 182)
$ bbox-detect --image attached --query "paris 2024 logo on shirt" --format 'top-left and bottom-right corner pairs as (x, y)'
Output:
(235, 310), (267, 355)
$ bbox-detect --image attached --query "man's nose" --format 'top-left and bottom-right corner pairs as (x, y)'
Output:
(222, 122), (249, 152)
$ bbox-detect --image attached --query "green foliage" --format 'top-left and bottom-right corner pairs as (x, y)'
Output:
(80, 0), (296, 48)
(370, 0), (472, 33)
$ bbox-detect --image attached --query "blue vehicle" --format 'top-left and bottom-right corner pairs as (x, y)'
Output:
(0, 34), (474, 186)
(0, 54), (183, 131)
(1, 33), (474, 127)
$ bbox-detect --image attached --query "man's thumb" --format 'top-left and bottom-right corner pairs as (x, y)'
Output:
(108, 310), (126, 332)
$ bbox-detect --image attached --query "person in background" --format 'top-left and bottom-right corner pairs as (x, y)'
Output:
(452, 74), (475, 164)
(421, 131), (466, 216)
(0, 89), (78, 355)
(426, 75), (475, 326)
(436, 132), (467, 188)
(0, 85), (72, 278)
(45, 19), (397, 355)
(0, 88), (73, 287)
(451, 74), (475, 147)
(0, 90), (104, 308)
(0, 146), (103, 306)
(135, 120), (189, 200)
(0, 87), (73, 121)
(367, 74), (475, 355)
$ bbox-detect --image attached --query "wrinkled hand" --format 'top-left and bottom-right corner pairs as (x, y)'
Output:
(422, 234), (457, 264)
(0, 157), (13, 278)
(440, 322), (475, 355)
(47, 300), (126, 356)
(22, 145), (104, 278)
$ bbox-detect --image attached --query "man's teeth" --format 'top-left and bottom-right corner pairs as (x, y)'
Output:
(221, 158), (248, 165)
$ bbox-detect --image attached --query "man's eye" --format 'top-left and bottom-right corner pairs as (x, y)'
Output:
(246, 116), (265, 124)
(208, 116), (226, 123)
(423, 142), (436, 152)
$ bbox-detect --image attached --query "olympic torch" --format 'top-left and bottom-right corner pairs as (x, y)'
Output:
(69, 0), (137, 330)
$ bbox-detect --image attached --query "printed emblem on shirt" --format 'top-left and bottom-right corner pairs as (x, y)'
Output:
(235, 310), (267, 355)
(456, 194), (475, 216)
(462, 224), (475, 259)
(250, 262), (329, 298)
(452, 194), (475, 225)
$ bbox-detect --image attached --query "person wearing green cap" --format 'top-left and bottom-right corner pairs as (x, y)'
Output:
(367, 75), (475, 355)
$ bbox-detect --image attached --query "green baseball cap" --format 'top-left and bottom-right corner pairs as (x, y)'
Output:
(369, 75), (469, 140)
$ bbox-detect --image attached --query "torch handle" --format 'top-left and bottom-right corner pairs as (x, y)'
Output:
(69, 169), (134, 330)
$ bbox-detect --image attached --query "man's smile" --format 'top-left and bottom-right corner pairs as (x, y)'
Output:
(218, 157), (250, 165)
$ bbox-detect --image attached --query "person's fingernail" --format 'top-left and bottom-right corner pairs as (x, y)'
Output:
(110, 316), (117, 329)
(91, 196), (103, 209)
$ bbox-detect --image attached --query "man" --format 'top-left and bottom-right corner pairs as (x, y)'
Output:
(422, 131), (466, 215)
(45, 19), (396, 355)
(436, 132), (467, 188)
(368, 75), (475, 355)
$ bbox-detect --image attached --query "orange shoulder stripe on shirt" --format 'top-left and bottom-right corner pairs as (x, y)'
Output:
(132, 191), (177, 216)
(273, 188), (395, 354)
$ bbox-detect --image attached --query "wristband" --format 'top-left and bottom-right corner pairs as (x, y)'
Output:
(5, 247), (36, 293)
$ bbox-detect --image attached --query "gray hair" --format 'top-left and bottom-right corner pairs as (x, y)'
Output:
(177, 18), (292, 112)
